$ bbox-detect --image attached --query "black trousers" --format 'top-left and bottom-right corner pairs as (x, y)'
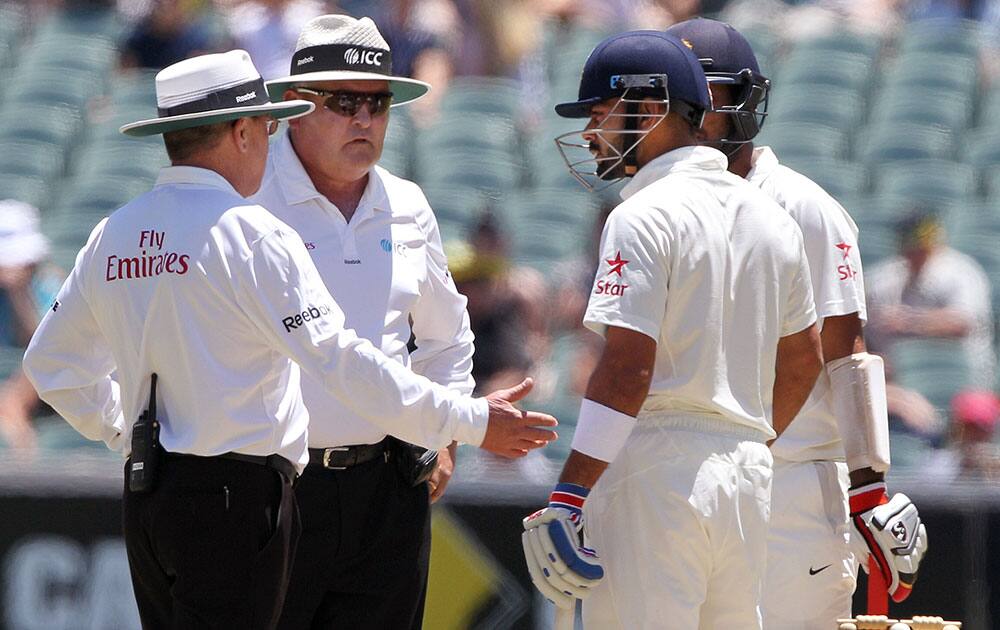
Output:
(123, 454), (300, 630)
(276, 450), (431, 630)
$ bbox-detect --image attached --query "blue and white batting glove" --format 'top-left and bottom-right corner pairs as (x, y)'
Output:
(521, 483), (604, 609)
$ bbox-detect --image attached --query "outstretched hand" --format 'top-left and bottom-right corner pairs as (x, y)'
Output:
(481, 378), (558, 458)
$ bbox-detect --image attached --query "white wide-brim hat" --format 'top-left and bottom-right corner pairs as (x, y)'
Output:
(120, 49), (316, 137)
(265, 15), (430, 106)
(0, 199), (49, 267)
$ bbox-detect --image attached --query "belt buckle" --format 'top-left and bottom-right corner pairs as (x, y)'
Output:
(322, 447), (350, 470)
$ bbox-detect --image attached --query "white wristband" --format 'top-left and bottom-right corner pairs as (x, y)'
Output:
(571, 398), (637, 463)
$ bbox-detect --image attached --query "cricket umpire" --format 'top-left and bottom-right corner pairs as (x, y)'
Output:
(22, 50), (557, 629)
(252, 14), (473, 629)
(521, 31), (824, 627)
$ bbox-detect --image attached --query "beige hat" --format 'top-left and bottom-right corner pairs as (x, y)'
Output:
(120, 49), (315, 137)
(265, 15), (430, 106)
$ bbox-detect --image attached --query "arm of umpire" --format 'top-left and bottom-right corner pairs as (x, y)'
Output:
(22, 219), (126, 451)
(409, 210), (475, 500)
(234, 224), (556, 457)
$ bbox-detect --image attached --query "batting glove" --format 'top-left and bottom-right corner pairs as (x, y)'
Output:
(522, 483), (604, 609)
(850, 481), (928, 602)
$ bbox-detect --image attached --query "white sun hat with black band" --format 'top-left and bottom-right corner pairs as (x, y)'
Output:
(120, 49), (315, 137)
(265, 14), (430, 106)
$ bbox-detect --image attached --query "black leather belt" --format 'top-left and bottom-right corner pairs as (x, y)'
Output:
(164, 451), (297, 484)
(218, 452), (297, 483)
(308, 440), (388, 470)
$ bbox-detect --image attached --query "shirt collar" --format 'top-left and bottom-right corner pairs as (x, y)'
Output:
(155, 166), (241, 196)
(620, 145), (729, 200)
(272, 132), (389, 217)
(746, 145), (780, 187)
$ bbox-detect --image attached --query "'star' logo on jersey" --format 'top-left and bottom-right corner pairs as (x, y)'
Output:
(605, 251), (629, 276)
(595, 251), (630, 296)
(836, 241), (858, 281)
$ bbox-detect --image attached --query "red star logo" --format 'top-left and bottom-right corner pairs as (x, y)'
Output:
(605, 251), (629, 276)
(835, 242), (852, 260)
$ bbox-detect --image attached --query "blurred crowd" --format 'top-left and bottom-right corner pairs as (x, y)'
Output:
(4, 0), (1000, 482)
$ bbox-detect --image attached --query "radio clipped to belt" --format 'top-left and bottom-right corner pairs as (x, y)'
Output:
(388, 437), (439, 487)
(129, 373), (162, 493)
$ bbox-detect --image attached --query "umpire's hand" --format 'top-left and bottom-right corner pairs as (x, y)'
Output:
(481, 378), (558, 458)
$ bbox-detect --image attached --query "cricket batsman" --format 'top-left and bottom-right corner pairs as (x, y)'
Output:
(521, 29), (825, 628)
(665, 17), (929, 628)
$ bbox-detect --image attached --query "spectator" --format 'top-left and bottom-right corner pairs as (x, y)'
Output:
(0, 200), (64, 448)
(120, 0), (217, 70)
(371, 0), (459, 125)
(867, 210), (995, 388)
(448, 213), (548, 394)
(886, 375), (945, 441)
(926, 389), (1000, 481)
(221, 0), (329, 80)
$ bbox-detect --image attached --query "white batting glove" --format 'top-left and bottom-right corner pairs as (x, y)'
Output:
(850, 482), (928, 602)
(522, 483), (604, 609)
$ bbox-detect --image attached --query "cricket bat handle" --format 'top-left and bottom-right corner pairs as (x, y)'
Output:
(555, 605), (574, 630)
(867, 556), (889, 615)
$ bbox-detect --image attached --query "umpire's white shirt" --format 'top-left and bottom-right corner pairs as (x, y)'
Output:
(22, 166), (488, 473)
(748, 146), (868, 462)
(252, 133), (474, 447)
(584, 146), (816, 440)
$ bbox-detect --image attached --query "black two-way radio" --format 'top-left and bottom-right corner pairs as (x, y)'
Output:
(129, 373), (161, 493)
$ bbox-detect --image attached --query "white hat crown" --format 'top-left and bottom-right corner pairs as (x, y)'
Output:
(156, 50), (262, 110)
(120, 50), (315, 137)
(295, 15), (389, 52)
(264, 14), (431, 107)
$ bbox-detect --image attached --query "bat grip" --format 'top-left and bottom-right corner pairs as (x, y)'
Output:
(867, 556), (889, 615)
(554, 604), (575, 630)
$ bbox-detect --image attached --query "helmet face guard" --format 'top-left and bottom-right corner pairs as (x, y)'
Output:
(554, 74), (702, 192)
(705, 68), (770, 147)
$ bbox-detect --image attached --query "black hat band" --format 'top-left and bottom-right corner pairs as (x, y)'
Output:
(158, 77), (269, 117)
(290, 44), (393, 76)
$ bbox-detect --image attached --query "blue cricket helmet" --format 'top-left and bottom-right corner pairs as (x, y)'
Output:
(555, 30), (712, 125)
(665, 18), (770, 144)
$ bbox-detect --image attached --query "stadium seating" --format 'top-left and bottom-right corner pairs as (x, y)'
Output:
(5, 7), (1000, 465)
(757, 122), (851, 160)
(890, 339), (973, 412)
(856, 122), (955, 163)
(777, 50), (873, 93)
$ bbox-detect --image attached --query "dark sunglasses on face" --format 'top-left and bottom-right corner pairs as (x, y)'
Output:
(295, 88), (394, 117)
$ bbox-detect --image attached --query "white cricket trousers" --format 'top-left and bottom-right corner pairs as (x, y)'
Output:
(582, 416), (773, 630)
(762, 459), (857, 629)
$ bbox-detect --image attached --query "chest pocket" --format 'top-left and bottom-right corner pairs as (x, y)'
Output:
(388, 223), (428, 305)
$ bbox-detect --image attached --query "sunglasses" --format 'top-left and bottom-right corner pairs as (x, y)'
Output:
(295, 88), (394, 117)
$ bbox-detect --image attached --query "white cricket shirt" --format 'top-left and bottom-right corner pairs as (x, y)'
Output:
(748, 146), (868, 463)
(252, 133), (475, 446)
(22, 167), (488, 473)
(584, 146), (817, 439)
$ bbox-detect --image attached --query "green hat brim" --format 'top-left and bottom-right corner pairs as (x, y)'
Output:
(119, 100), (314, 137)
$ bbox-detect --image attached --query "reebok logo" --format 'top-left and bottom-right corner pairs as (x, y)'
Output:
(343, 48), (384, 66)
(296, 55), (314, 66)
(282, 304), (332, 332)
(809, 564), (831, 576)
(235, 91), (257, 103)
